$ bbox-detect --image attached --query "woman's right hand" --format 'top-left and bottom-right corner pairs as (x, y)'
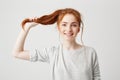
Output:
(23, 18), (39, 30)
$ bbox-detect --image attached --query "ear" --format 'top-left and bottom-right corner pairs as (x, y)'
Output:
(78, 28), (80, 33)
(57, 26), (60, 30)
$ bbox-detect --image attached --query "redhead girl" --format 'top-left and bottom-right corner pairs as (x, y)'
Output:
(13, 8), (101, 80)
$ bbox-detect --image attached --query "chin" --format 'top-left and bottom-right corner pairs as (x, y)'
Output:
(64, 37), (75, 41)
(61, 34), (76, 41)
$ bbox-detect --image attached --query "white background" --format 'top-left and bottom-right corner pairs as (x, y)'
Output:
(0, 0), (120, 80)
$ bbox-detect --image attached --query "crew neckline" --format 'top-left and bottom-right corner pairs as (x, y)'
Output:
(62, 45), (85, 53)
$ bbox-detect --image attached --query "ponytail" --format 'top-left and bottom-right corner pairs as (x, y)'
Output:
(21, 9), (62, 28)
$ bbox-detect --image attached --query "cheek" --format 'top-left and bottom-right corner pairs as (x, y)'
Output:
(74, 28), (80, 33)
(57, 26), (63, 34)
(58, 26), (64, 32)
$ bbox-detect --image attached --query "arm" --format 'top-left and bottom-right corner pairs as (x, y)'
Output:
(92, 49), (101, 80)
(12, 22), (38, 60)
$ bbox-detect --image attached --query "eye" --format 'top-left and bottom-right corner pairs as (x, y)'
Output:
(72, 24), (78, 27)
(61, 24), (67, 27)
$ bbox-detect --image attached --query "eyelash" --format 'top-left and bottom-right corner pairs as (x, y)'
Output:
(72, 24), (77, 27)
(61, 24), (78, 27)
(62, 24), (66, 26)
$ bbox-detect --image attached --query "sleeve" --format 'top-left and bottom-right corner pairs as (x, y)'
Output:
(91, 48), (101, 80)
(29, 47), (51, 63)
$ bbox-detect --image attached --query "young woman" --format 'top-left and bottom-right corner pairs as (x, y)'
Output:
(13, 8), (101, 80)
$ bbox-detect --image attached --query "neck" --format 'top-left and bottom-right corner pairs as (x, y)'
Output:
(62, 40), (80, 50)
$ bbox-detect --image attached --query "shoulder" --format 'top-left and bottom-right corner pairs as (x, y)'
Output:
(83, 45), (96, 52)
(83, 45), (98, 57)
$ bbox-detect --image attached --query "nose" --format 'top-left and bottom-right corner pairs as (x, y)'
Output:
(66, 26), (72, 32)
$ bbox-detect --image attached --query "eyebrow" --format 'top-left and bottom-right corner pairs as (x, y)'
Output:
(61, 22), (78, 24)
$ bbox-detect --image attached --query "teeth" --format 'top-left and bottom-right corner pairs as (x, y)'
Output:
(65, 33), (73, 36)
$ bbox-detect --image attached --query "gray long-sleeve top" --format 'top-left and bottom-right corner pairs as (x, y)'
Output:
(30, 44), (101, 80)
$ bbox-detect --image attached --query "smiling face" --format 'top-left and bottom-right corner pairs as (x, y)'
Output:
(58, 14), (80, 42)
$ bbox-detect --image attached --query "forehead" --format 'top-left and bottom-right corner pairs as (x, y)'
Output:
(60, 14), (78, 23)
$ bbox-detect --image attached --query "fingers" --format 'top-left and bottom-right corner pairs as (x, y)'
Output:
(31, 23), (38, 26)
(30, 17), (38, 22)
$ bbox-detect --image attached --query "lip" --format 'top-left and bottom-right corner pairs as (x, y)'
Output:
(64, 33), (73, 36)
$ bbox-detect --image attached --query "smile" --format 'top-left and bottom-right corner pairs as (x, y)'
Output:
(64, 33), (73, 36)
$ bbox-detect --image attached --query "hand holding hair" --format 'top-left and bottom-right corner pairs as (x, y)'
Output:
(22, 17), (39, 30)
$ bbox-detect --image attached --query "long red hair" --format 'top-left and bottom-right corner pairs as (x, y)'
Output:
(22, 8), (83, 28)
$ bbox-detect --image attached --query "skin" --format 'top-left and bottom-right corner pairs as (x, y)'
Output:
(12, 14), (82, 60)
(58, 14), (82, 51)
